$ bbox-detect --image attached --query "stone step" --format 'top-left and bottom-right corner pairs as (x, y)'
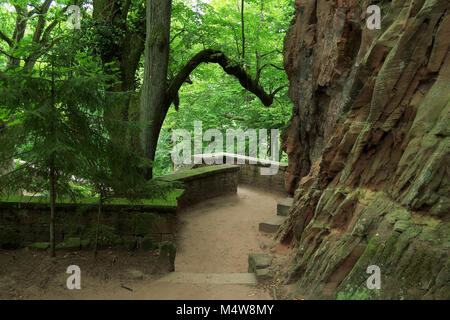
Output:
(248, 253), (273, 273)
(259, 216), (287, 233)
(277, 197), (294, 216)
(155, 272), (257, 285)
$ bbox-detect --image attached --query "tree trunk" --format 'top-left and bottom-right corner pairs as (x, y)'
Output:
(139, 0), (281, 178)
(49, 159), (56, 258)
(93, 0), (146, 143)
(140, 0), (173, 179)
(5, 6), (28, 71)
(94, 192), (103, 258)
(49, 47), (56, 258)
(241, 0), (245, 60)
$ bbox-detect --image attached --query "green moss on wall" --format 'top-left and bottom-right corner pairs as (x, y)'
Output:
(159, 165), (239, 182)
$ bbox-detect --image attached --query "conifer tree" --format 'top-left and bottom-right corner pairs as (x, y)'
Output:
(0, 41), (118, 257)
(0, 36), (173, 257)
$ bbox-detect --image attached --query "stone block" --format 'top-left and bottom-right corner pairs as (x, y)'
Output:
(248, 253), (273, 273)
(255, 268), (273, 282)
(141, 236), (156, 251)
(277, 198), (294, 216)
(259, 216), (287, 233)
(158, 241), (177, 272)
(127, 270), (144, 280)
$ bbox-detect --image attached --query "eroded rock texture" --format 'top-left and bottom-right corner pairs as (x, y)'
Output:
(280, 0), (449, 299)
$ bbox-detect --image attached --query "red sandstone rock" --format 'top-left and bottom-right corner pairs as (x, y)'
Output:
(280, 0), (449, 300)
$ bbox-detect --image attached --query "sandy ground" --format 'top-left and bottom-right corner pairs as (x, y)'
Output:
(175, 186), (285, 274)
(0, 186), (287, 300)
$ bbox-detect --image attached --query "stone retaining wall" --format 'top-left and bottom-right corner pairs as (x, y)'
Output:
(237, 163), (287, 195)
(0, 202), (177, 249)
(176, 154), (288, 195)
(160, 164), (240, 207)
(0, 165), (241, 249)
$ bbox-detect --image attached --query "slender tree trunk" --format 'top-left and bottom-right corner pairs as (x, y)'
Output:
(140, 0), (172, 178)
(94, 191), (103, 258)
(241, 0), (245, 60)
(49, 158), (56, 258)
(49, 46), (56, 258)
(256, 0), (264, 82)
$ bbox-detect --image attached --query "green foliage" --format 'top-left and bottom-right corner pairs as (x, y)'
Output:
(0, 188), (183, 207)
(336, 285), (380, 300)
(0, 8), (175, 256)
(0, 52), (115, 199)
(1, 1), (293, 178)
(0, 0), (292, 195)
(155, 0), (294, 175)
(84, 224), (121, 249)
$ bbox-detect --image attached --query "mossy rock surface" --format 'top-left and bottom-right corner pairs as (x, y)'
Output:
(278, 0), (449, 301)
(337, 286), (378, 300)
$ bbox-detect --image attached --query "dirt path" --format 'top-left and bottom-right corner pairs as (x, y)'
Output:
(121, 185), (285, 300)
(175, 186), (284, 274)
(1, 186), (285, 300)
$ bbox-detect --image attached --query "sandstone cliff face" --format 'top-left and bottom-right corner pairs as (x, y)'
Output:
(280, 0), (449, 299)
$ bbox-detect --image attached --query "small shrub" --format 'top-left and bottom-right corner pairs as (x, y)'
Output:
(84, 224), (121, 249)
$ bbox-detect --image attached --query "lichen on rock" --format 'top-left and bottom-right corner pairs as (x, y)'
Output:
(279, 0), (449, 300)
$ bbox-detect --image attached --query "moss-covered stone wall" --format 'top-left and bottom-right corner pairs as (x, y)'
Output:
(0, 201), (176, 250)
(0, 164), (241, 250)
(160, 164), (240, 207)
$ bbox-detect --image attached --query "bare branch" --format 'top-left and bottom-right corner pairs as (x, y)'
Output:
(0, 48), (18, 60)
(271, 85), (289, 96)
(170, 29), (186, 43)
(223, 114), (246, 121)
(0, 30), (13, 47)
(260, 63), (284, 71)
(260, 49), (282, 58)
